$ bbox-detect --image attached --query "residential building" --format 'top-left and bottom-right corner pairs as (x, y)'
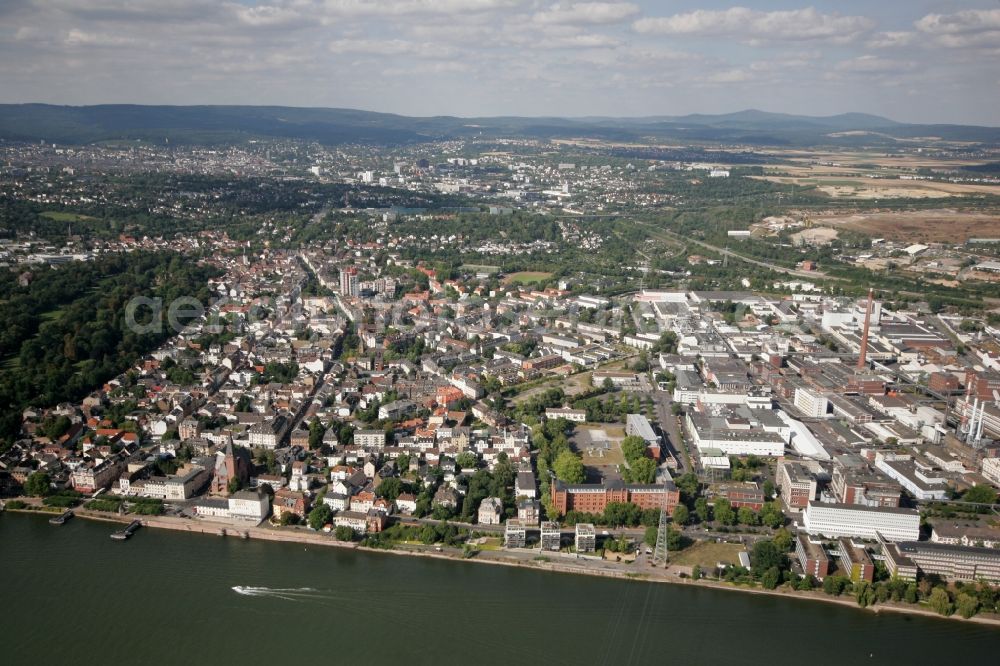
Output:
(515, 470), (537, 499)
(334, 510), (368, 534)
(478, 497), (504, 525)
(505, 519), (526, 548)
(247, 415), (289, 450)
(228, 488), (270, 522)
(517, 499), (540, 526)
(272, 489), (309, 520)
(340, 267), (359, 298)
(540, 521), (561, 551)
(545, 407), (587, 422)
(354, 429), (386, 450)
(575, 523), (596, 553)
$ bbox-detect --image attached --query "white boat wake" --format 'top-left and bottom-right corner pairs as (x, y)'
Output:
(232, 586), (320, 601)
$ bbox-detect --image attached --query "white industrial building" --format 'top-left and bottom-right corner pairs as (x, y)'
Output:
(801, 501), (920, 542)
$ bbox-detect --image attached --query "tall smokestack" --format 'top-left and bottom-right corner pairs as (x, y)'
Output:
(857, 288), (874, 370)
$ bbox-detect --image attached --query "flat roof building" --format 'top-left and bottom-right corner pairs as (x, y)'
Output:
(575, 523), (597, 553)
(504, 519), (527, 549)
(802, 501), (920, 542)
(540, 521), (561, 551)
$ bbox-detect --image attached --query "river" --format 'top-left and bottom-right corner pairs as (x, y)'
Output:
(1, 513), (998, 664)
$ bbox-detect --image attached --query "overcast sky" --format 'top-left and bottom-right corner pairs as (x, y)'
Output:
(0, 1), (998, 125)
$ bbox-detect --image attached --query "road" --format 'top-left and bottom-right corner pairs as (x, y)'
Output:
(652, 390), (691, 474)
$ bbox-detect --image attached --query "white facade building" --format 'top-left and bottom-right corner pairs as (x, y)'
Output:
(801, 502), (920, 542)
(794, 387), (829, 418)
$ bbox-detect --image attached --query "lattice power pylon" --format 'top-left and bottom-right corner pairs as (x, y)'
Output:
(651, 473), (670, 567)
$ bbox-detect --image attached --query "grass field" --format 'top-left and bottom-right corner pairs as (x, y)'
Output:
(40, 211), (96, 222)
(460, 264), (500, 275)
(670, 540), (746, 569)
(502, 271), (553, 285)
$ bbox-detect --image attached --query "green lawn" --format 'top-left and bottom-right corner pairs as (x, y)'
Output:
(503, 271), (553, 285)
(670, 540), (746, 569)
(40, 211), (97, 222)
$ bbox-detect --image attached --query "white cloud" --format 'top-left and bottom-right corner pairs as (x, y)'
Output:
(633, 7), (874, 43)
(704, 69), (752, 84)
(534, 2), (639, 26)
(915, 9), (1000, 49)
(316, 0), (527, 18)
(64, 29), (140, 47)
(328, 38), (454, 57)
(867, 31), (914, 49)
(835, 55), (916, 74)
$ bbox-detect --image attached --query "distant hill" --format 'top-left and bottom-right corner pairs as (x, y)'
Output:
(0, 104), (996, 147)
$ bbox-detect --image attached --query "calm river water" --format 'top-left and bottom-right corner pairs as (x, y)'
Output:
(1, 513), (998, 664)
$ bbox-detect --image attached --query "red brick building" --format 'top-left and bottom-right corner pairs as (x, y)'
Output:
(550, 478), (679, 516)
(717, 482), (765, 511)
(928, 372), (960, 394)
(966, 370), (1000, 401)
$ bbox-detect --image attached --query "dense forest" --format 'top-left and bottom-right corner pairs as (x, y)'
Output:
(0, 252), (220, 446)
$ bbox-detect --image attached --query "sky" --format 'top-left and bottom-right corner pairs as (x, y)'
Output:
(0, 1), (998, 125)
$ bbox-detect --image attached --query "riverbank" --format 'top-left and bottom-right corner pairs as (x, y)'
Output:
(6, 505), (999, 628)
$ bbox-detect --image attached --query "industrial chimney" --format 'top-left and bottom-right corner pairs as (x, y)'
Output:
(857, 288), (874, 369)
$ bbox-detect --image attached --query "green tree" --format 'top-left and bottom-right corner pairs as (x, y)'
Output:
(691, 565), (701, 580)
(376, 477), (402, 501)
(737, 506), (759, 526)
(762, 479), (775, 499)
(855, 581), (876, 608)
(928, 587), (954, 616)
(644, 525), (658, 546)
(759, 502), (784, 529)
(713, 498), (735, 526)
(672, 504), (689, 526)
(455, 451), (479, 469)
(307, 503), (332, 531)
(963, 485), (998, 505)
(624, 456), (656, 484)
(553, 450), (585, 484)
(823, 575), (849, 596)
(761, 567), (781, 590)
(675, 473), (699, 502)
(694, 497), (710, 523)
(772, 527), (793, 552)
(420, 524), (439, 545)
(750, 539), (787, 573)
(904, 583), (918, 604)
(308, 419), (326, 450)
(334, 525), (355, 541)
(227, 475), (243, 494)
(620, 435), (647, 463)
(24, 471), (50, 497)
(955, 592), (980, 619)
